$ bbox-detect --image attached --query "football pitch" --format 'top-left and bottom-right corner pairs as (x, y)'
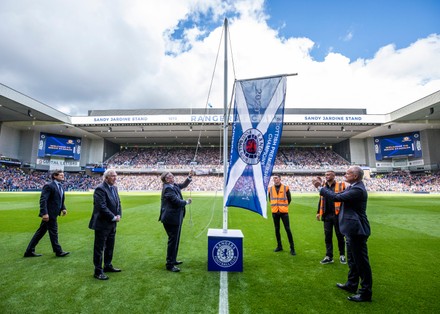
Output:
(0, 192), (439, 313)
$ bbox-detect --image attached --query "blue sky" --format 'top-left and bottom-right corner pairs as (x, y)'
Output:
(0, 0), (439, 115)
(265, 0), (440, 61)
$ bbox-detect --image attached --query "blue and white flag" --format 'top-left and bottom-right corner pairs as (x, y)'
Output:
(224, 76), (286, 218)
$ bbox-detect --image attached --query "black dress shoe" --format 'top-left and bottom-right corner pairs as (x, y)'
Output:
(104, 266), (122, 272)
(24, 252), (42, 257)
(167, 266), (180, 272)
(336, 283), (358, 294)
(173, 261), (183, 265)
(56, 251), (70, 257)
(347, 294), (372, 302)
(94, 273), (109, 280)
(274, 247), (283, 252)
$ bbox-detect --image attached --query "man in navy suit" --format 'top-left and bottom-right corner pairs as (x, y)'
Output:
(24, 170), (70, 257)
(313, 166), (373, 302)
(89, 169), (122, 280)
(159, 171), (194, 272)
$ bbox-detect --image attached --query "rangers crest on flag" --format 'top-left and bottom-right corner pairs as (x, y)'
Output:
(238, 128), (264, 165)
(224, 76), (287, 218)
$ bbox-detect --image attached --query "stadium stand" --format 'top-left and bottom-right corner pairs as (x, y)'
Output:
(1, 85), (439, 193)
(2, 147), (439, 192)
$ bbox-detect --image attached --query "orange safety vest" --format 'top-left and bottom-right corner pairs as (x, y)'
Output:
(318, 182), (345, 217)
(269, 184), (290, 213)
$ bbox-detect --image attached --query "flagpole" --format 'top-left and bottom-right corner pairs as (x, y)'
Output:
(222, 17), (229, 233)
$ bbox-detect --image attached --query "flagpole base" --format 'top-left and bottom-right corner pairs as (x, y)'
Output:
(207, 228), (244, 272)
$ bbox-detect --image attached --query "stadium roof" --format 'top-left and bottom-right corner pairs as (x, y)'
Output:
(1, 83), (439, 146)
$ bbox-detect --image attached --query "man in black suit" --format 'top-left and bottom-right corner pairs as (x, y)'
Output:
(89, 169), (122, 280)
(159, 171), (194, 272)
(312, 166), (373, 302)
(24, 170), (70, 258)
(316, 170), (346, 265)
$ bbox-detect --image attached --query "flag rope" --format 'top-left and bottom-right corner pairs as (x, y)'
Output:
(188, 19), (237, 233)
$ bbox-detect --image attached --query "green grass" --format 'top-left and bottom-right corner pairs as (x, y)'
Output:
(0, 192), (439, 313)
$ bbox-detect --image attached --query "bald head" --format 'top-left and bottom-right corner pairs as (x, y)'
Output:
(344, 166), (364, 184)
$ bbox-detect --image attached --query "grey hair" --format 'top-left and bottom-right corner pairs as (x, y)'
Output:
(102, 169), (117, 182)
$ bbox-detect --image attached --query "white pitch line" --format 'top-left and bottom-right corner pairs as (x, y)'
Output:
(219, 271), (229, 314)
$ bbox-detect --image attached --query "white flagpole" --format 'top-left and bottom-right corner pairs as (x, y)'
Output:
(222, 18), (229, 233)
(219, 19), (230, 314)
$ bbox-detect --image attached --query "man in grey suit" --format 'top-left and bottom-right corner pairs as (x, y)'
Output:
(24, 170), (70, 257)
(312, 166), (373, 302)
(89, 169), (122, 280)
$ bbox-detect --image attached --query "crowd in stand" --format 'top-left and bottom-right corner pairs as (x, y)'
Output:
(106, 147), (222, 170)
(105, 147), (350, 171)
(277, 147), (350, 170)
(1, 147), (439, 192)
(364, 171), (440, 193)
(0, 166), (99, 191)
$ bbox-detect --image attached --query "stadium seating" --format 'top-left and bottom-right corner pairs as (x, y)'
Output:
(1, 147), (439, 192)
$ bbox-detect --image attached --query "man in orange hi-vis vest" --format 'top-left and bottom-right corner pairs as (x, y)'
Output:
(268, 175), (296, 255)
(316, 170), (346, 265)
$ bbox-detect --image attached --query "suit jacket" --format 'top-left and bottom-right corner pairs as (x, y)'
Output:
(89, 182), (122, 231)
(39, 181), (66, 219)
(319, 181), (370, 237)
(159, 178), (191, 225)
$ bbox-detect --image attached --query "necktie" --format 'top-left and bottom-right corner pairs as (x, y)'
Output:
(110, 186), (117, 200)
(57, 183), (63, 197)
(57, 183), (63, 210)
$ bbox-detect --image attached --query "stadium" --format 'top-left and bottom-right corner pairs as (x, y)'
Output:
(1, 83), (440, 314)
(1, 82), (440, 191)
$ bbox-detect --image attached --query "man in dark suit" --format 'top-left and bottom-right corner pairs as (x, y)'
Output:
(159, 171), (194, 272)
(24, 170), (70, 258)
(312, 166), (373, 302)
(89, 169), (122, 280)
(316, 170), (346, 265)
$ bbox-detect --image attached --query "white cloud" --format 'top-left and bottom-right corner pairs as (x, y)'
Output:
(0, 0), (439, 115)
(342, 30), (354, 42)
